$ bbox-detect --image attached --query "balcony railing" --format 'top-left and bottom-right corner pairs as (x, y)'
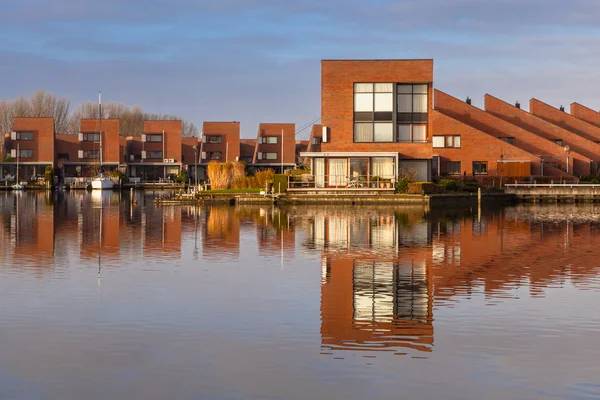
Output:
(288, 174), (395, 190)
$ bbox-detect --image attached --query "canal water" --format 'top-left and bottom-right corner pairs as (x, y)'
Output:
(1, 191), (600, 399)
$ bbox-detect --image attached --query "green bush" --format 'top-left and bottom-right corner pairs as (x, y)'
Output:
(439, 179), (459, 192)
(272, 174), (288, 193)
(396, 177), (411, 193)
(407, 182), (436, 194)
(174, 169), (188, 184)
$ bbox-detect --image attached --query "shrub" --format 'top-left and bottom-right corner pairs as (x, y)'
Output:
(407, 182), (436, 194)
(109, 169), (125, 180)
(255, 169), (274, 189)
(207, 161), (233, 190)
(232, 161), (246, 181)
(396, 177), (411, 193)
(174, 169), (188, 184)
(272, 174), (288, 193)
(439, 179), (459, 192)
(44, 166), (54, 183)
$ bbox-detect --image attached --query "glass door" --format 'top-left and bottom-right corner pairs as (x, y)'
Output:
(349, 158), (368, 188)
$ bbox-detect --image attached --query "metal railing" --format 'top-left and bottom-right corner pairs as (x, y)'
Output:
(288, 174), (396, 190)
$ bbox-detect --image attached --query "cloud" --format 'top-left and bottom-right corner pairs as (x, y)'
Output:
(1, 0), (600, 135)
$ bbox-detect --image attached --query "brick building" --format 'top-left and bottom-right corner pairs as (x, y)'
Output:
(301, 59), (434, 190)
(252, 123), (296, 173)
(126, 120), (182, 181)
(2, 117), (55, 182)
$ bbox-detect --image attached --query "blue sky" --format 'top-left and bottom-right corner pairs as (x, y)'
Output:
(1, 0), (600, 138)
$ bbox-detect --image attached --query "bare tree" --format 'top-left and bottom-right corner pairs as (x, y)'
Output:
(0, 100), (12, 134)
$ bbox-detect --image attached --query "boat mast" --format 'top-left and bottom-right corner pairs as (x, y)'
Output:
(16, 143), (19, 183)
(98, 92), (103, 172)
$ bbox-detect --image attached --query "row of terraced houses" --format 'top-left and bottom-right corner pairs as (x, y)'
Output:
(4, 59), (600, 187)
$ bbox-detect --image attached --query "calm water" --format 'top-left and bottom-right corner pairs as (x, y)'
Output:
(1, 191), (600, 399)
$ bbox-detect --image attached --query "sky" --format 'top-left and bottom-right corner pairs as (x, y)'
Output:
(1, 0), (600, 139)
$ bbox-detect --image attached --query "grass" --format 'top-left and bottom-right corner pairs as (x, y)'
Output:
(200, 188), (262, 194)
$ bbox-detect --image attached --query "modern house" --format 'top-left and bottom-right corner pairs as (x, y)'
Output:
(252, 123), (296, 173)
(3, 117), (55, 182)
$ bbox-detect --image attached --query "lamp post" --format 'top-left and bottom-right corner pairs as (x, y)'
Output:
(193, 144), (198, 191)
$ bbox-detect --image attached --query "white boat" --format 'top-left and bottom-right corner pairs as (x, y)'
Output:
(91, 174), (114, 190)
(12, 143), (24, 191)
(91, 92), (114, 190)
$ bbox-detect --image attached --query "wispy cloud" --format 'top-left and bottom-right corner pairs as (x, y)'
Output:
(1, 0), (600, 136)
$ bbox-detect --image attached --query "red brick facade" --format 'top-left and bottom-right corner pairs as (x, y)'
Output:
(253, 123), (296, 169)
(142, 120), (182, 163)
(530, 99), (600, 143)
(8, 117), (55, 164)
(320, 59), (433, 160)
(80, 119), (120, 164)
(570, 103), (600, 128)
(434, 90), (590, 176)
(485, 95), (600, 172)
(201, 122), (240, 164)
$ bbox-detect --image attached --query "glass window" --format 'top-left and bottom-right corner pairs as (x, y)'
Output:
(206, 135), (222, 144)
(19, 149), (33, 158)
(397, 85), (412, 94)
(354, 123), (374, 142)
(413, 94), (427, 113)
(473, 161), (488, 175)
(148, 151), (163, 159)
(148, 134), (163, 142)
(413, 84), (428, 94)
(312, 137), (321, 145)
(374, 93), (393, 112)
(447, 161), (461, 175)
(397, 125), (411, 142)
(350, 158), (368, 180)
(374, 83), (393, 92)
(354, 83), (373, 93)
(265, 152), (277, 160)
(371, 157), (394, 179)
(432, 136), (445, 148)
(208, 151), (221, 160)
(453, 135), (461, 148)
(397, 94), (412, 113)
(446, 136), (453, 147)
(374, 123), (393, 142)
(555, 139), (563, 146)
(84, 150), (99, 159)
(354, 93), (374, 112)
(83, 133), (100, 142)
(413, 125), (426, 142)
(17, 132), (34, 140)
(263, 136), (278, 144)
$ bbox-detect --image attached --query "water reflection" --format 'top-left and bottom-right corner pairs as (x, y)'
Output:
(1, 193), (600, 360)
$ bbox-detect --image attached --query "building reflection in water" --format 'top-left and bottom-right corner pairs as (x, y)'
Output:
(310, 207), (434, 355)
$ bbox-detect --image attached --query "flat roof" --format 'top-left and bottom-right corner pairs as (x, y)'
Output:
(321, 58), (433, 61)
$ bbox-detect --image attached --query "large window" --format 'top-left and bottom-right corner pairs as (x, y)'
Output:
(262, 136), (278, 144)
(473, 161), (487, 175)
(84, 150), (99, 159)
(82, 133), (100, 142)
(148, 151), (163, 159)
(208, 151), (222, 160)
(205, 135), (222, 144)
(16, 132), (34, 140)
(147, 134), (163, 143)
(264, 152), (277, 160)
(19, 149), (34, 158)
(446, 161), (461, 175)
(354, 83), (428, 143)
(432, 135), (460, 148)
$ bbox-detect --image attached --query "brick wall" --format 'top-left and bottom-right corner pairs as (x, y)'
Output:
(432, 110), (574, 178)
(321, 59), (433, 159)
(253, 123), (296, 165)
(485, 95), (600, 172)
(143, 120), (182, 163)
(531, 99), (600, 143)
(434, 90), (589, 175)
(201, 122), (240, 163)
(570, 103), (600, 129)
(80, 119), (120, 163)
(10, 117), (55, 164)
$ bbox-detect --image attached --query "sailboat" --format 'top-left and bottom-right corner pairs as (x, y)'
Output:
(12, 143), (24, 191)
(91, 92), (115, 190)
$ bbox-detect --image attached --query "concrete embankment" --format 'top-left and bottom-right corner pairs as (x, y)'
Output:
(155, 192), (515, 206)
(504, 185), (600, 203)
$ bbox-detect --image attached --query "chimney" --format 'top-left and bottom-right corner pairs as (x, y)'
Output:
(560, 105), (565, 112)
(515, 101), (521, 109)
(466, 97), (471, 105)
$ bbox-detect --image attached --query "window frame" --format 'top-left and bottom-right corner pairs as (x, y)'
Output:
(16, 131), (34, 141)
(148, 151), (163, 159)
(447, 161), (461, 175)
(353, 82), (428, 143)
(262, 136), (278, 144)
(147, 134), (163, 143)
(82, 133), (101, 142)
(264, 152), (278, 160)
(501, 137), (516, 145)
(205, 135), (222, 144)
(472, 161), (488, 175)
(84, 150), (100, 159)
(208, 151), (222, 160)
(19, 149), (34, 158)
